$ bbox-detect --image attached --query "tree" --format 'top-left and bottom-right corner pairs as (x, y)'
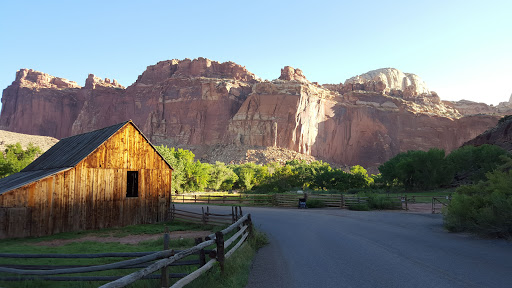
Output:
(208, 161), (238, 191)
(0, 143), (42, 178)
(349, 165), (373, 188)
(444, 155), (512, 238)
(231, 163), (268, 191)
(447, 144), (509, 183)
(378, 148), (452, 190)
(155, 145), (211, 193)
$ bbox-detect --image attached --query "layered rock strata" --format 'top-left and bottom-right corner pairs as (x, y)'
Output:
(0, 58), (503, 168)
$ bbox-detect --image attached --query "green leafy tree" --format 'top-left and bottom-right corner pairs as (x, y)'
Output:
(378, 148), (452, 190)
(447, 144), (509, 183)
(231, 163), (268, 191)
(444, 155), (512, 238)
(208, 161), (238, 191)
(0, 143), (42, 178)
(349, 165), (373, 188)
(155, 146), (211, 193)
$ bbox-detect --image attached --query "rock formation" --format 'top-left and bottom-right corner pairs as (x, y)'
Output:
(0, 59), (503, 168)
(464, 115), (512, 152)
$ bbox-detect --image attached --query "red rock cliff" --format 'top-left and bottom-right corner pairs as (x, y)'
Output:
(0, 59), (502, 168)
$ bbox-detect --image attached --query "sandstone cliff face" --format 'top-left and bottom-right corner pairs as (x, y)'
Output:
(464, 115), (512, 152)
(0, 59), (502, 168)
(445, 96), (512, 116)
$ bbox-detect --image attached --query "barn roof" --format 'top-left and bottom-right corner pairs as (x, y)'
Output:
(0, 120), (172, 195)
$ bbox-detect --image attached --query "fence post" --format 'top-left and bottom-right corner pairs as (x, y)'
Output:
(183, 195), (185, 203)
(161, 227), (171, 287)
(208, 195), (210, 204)
(240, 194), (242, 204)
(202, 207), (206, 225)
(231, 206), (235, 223)
(215, 231), (225, 273)
(195, 237), (206, 268)
(341, 194), (344, 208)
(405, 195), (408, 211)
(195, 195), (197, 203)
(247, 214), (253, 238)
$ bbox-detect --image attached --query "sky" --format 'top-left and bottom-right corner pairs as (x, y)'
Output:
(0, 0), (511, 108)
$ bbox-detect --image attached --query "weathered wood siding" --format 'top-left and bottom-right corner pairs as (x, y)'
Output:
(0, 123), (172, 238)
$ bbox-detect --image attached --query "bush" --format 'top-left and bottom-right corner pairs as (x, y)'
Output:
(444, 158), (512, 239)
(306, 199), (326, 208)
(348, 203), (370, 211)
(367, 194), (400, 210)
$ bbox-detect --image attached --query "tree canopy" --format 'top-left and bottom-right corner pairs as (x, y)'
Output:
(0, 143), (42, 178)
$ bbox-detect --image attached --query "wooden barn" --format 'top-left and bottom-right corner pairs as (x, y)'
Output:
(0, 120), (173, 239)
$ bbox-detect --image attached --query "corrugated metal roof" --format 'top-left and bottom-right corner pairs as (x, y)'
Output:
(22, 121), (129, 171)
(0, 168), (70, 195)
(0, 120), (172, 195)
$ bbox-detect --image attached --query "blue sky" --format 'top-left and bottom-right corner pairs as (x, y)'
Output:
(1, 0), (511, 107)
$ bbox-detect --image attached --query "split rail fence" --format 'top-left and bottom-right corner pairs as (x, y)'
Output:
(173, 193), (400, 209)
(172, 193), (449, 212)
(169, 204), (243, 226)
(0, 209), (253, 287)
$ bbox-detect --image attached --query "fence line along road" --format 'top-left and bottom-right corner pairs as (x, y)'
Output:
(172, 193), (450, 213)
(0, 207), (253, 287)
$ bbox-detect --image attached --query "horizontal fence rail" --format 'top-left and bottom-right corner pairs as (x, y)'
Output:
(169, 205), (243, 226)
(0, 207), (253, 287)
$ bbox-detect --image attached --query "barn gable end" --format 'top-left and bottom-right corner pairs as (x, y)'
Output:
(0, 121), (172, 238)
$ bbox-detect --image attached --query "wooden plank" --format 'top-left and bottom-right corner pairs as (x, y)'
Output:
(104, 169), (114, 228)
(139, 169), (145, 223)
(55, 172), (64, 234)
(122, 127), (129, 169)
(145, 169), (153, 223)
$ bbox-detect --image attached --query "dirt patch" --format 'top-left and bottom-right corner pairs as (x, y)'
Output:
(406, 203), (435, 213)
(33, 231), (212, 247)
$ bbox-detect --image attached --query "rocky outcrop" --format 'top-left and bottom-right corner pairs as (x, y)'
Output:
(445, 95), (512, 116)
(84, 74), (124, 89)
(464, 115), (512, 152)
(15, 69), (81, 89)
(0, 59), (503, 168)
(278, 66), (309, 83)
(344, 68), (430, 96)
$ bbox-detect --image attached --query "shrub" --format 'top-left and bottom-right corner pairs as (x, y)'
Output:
(348, 203), (370, 211)
(444, 160), (512, 239)
(367, 194), (400, 210)
(306, 199), (326, 208)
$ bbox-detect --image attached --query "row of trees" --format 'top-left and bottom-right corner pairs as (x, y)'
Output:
(155, 146), (375, 193)
(378, 144), (510, 190)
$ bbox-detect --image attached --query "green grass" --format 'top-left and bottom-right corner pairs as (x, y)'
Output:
(0, 220), (219, 288)
(186, 229), (268, 288)
(0, 220), (268, 288)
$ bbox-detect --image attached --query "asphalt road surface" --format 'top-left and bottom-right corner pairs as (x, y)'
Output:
(174, 204), (512, 288)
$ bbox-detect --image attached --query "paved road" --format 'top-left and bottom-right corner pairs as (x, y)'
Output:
(174, 204), (512, 288)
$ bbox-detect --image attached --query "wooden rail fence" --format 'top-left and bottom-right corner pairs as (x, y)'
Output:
(0, 209), (253, 287)
(171, 193), (450, 212)
(169, 204), (243, 226)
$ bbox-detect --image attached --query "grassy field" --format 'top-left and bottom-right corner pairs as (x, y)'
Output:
(0, 220), (264, 288)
